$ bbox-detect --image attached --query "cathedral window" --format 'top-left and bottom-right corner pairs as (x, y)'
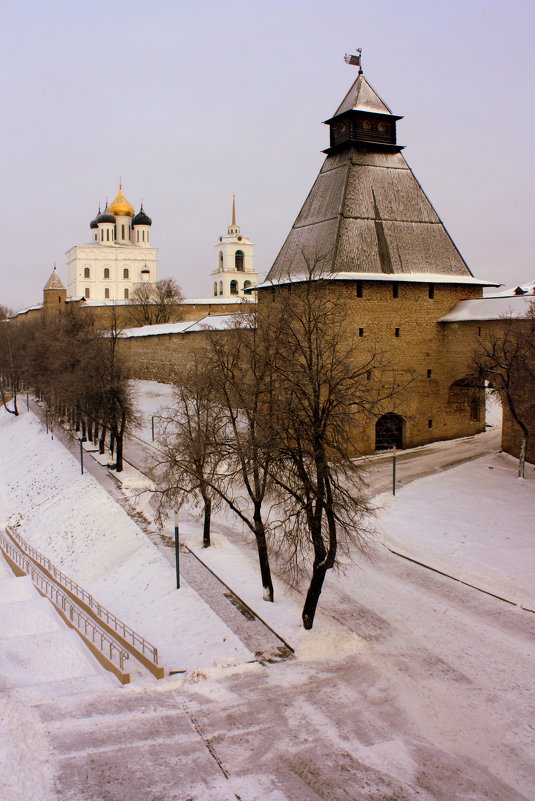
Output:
(219, 251), (224, 270)
(244, 280), (252, 291)
(123, 268), (129, 279)
(124, 288), (129, 299)
(142, 230), (145, 242)
(235, 250), (244, 271)
(230, 280), (238, 295)
(356, 281), (363, 298)
(428, 419), (433, 429)
(106, 229), (110, 241)
(84, 267), (90, 278)
(100, 230), (104, 241)
(104, 288), (110, 299)
(84, 287), (90, 298)
(214, 282), (218, 297)
(219, 281), (223, 296)
(136, 230), (139, 242)
(122, 224), (125, 240)
(104, 268), (110, 279)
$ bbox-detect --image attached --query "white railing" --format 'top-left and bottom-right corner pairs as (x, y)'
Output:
(4, 527), (158, 665)
(0, 533), (129, 671)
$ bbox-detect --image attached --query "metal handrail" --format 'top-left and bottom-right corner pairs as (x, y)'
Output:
(4, 526), (158, 665)
(0, 533), (129, 671)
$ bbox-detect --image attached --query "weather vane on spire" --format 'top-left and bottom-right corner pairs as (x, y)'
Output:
(344, 48), (363, 73)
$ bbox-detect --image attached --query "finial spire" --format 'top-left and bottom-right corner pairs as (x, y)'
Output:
(232, 194), (236, 227)
(344, 48), (363, 74)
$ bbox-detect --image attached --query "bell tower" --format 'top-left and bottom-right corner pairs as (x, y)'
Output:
(211, 197), (258, 298)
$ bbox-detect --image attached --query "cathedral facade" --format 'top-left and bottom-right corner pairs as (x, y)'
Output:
(66, 185), (157, 302)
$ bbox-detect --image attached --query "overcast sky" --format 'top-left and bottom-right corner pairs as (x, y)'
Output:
(1, 0), (533, 311)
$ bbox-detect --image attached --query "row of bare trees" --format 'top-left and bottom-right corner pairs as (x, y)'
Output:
(152, 268), (395, 628)
(0, 307), (136, 471)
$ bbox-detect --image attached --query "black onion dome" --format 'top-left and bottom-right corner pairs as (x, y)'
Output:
(132, 204), (152, 226)
(90, 209), (100, 229)
(97, 204), (116, 224)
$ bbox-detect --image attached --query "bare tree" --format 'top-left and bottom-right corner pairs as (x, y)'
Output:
(205, 318), (279, 601)
(0, 321), (22, 414)
(264, 260), (396, 628)
(0, 305), (13, 321)
(152, 357), (226, 547)
(470, 304), (535, 478)
(128, 278), (184, 326)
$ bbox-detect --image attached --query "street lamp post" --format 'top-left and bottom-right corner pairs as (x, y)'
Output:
(174, 510), (180, 589)
(392, 444), (397, 496)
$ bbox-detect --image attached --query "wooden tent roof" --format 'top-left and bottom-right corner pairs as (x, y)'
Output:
(266, 73), (476, 284)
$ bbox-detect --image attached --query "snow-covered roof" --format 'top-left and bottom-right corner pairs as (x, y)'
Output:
(256, 272), (500, 290)
(120, 314), (243, 338)
(440, 282), (534, 322)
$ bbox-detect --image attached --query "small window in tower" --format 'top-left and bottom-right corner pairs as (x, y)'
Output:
(124, 288), (129, 299)
(106, 229), (110, 241)
(392, 282), (399, 298)
(230, 280), (238, 295)
(427, 369), (432, 378)
(122, 224), (125, 240)
(356, 281), (363, 298)
(104, 268), (110, 279)
(100, 230), (104, 241)
(235, 250), (244, 272)
(84, 267), (90, 278)
(123, 268), (129, 279)
(94, 233), (97, 241)
(142, 230), (145, 242)
(214, 282), (218, 297)
(84, 287), (90, 298)
(428, 419), (433, 429)
(219, 281), (223, 296)
(395, 328), (400, 337)
(104, 288), (110, 299)
(244, 280), (252, 291)
(359, 327), (364, 337)
(136, 230), (139, 242)
(219, 251), (224, 270)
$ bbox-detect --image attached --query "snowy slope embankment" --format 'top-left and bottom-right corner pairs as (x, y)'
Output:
(0, 409), (251, 672)
(376, 453), (535, 608)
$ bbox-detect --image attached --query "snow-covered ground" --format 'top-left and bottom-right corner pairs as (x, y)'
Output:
(0, 409), (251, 675)
(1, 391), (534, 801)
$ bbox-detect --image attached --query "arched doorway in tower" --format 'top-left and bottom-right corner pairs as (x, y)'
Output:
(375, 413), (403, 451)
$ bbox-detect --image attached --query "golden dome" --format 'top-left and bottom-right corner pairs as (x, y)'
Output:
(108, 184), (135, 217)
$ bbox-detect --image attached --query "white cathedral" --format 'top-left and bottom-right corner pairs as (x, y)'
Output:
(66, 185), (157, 302)
(65, 186), (258, 304)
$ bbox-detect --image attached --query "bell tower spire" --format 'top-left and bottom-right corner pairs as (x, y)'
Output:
(228, 194), (240, 236)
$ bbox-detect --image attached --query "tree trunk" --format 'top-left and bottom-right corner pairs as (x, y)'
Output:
(202, 494), (212, 548)
(99, 425), (107, 455)
(302, 562), (329, 629)
(253, 507), (274, 602)
(115, 433), (123, 472)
